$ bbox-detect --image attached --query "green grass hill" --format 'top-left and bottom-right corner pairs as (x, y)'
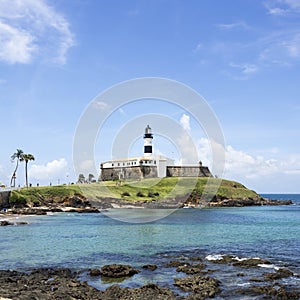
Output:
(8, 177), (262, 208)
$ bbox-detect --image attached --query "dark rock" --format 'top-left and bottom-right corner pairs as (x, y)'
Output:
(174, 275), (220, 297)
(207, 255), (236, 264)
(176, 263), (206, 275)
(102, 283), (177, 299)
(205, 195), (293, 207)
(48, 208), (63, 212)
(16, 221), (28, 225)
(165, 260), (189, 268)
(207, 254), (272, 268)
(142, 264), (157, 271)
(11, 208), (48, 215)
(76, 207), (100, 213)
(63, 194), (89, 208)
(0, 220), (14, 226)
(249, 277), (264, 282)
(0, 268), (102, 299)
(89, 269), (101, 276)
(233, 258), (271, 268)
(100, 264), (140, 278)
(245, 284), (300, 299)
(190, 256), (204, 262)
(264, 268), (294, 281)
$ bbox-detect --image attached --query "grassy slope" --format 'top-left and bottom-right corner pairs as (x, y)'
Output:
(9, 185), (82, 206)
(9, 178), (260, 206)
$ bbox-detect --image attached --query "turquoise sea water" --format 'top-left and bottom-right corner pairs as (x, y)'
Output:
(1, 194), (299, 293)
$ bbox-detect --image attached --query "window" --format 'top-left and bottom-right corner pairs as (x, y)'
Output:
(112, 163), (114, 167)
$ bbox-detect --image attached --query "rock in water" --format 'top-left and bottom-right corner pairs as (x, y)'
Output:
(89, 269), (101, 276)
(102, 283), (177, 300)
(174, 275), (220, 298)
(100, 264), (140, 278)
(0, 221), (13, 226)
(142, 264), (157, 271)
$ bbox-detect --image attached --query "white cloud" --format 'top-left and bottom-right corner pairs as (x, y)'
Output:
(29, 158), (68, 180)
(217, 22), (250, 30)
(224, 145), (278, 178)
(179, 114), (191, 131)
(265, 0), (300, 15)
(282, 34), (300, 57)
(93, 101), (109, 111)
(0, 0), (74, 64)
(203, 2), (300, 78)
(176, 115), (198, 165)
(0, 22), (36, 64)
(196, 138), (300, 183)
(229, 62), (258, 76)
(79, 159), (94, 172)
(258, 32), (300, 64)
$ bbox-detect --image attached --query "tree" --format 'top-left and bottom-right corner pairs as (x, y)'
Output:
(78, 174), (85, 183)
(88, 173), (95, 182)
(20, 153), (35, 188)
(10, 149), (24, 187)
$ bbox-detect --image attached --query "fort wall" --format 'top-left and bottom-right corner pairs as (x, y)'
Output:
(0, 191), (10, 209)
(100, 166), (158, 181)
(166, 166), (213, 178)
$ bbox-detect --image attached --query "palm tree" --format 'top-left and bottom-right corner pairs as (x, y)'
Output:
(20, 153), (35, 188)
(10, 149), (24, 187)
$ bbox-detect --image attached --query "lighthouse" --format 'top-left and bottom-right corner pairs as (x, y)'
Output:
(144, 125), (153, 157)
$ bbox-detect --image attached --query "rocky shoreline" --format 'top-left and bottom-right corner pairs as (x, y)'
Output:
(0, 253), (299, 299)
(89, 194), (293, 210)
(0, 192), (294, 223)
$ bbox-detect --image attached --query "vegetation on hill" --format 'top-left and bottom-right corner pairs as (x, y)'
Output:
(8, 178), (262, 208)
(9, 185), (82, 207)
(80, 177), (260, 202)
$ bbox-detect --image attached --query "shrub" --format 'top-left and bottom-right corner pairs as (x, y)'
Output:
(9, 191), (27, 208)
(136, 191), (145, 197)
(148, 192), (159, 197)
(121, 192), (130, 197)
(32, 199), (41, 207)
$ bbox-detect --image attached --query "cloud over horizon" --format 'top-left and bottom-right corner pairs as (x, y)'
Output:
(196, 138), (300, 189)
(29, 158), (68, 182)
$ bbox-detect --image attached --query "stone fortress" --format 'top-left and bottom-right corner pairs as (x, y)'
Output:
(100, 125), (212, 181)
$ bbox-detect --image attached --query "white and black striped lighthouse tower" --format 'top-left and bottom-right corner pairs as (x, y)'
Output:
(144, 125), (153, 157)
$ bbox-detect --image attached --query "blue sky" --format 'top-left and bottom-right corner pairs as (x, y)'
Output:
(0, 0), (299, 193)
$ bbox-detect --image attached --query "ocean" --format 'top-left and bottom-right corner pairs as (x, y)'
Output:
(1, 194), (299, 296)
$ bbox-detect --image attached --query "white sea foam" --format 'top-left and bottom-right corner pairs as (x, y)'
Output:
(258, 263), (280, 270)
(236, 282), (251, 287)
(205, 254), (223, 261)
(233, 256), (247, 261)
